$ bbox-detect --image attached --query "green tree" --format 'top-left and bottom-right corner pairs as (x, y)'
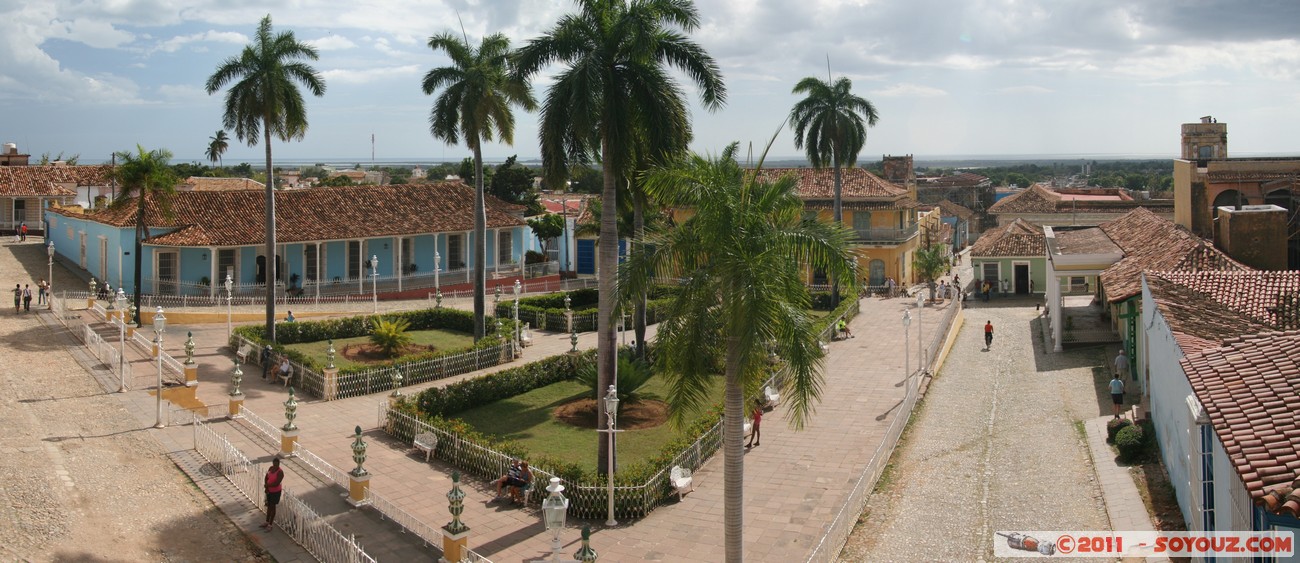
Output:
(912, 244), (950, 302)
(515, 0), (726, 477)
(1005, 172), (1030, 189)
(489, 155), (538, 207)
(423, 31), (536, 341)
(629, 143), (855, 562)
(206, 14), (326, 343)
(527, 213), (565, 258)
(369, 317), (413, 358)
(110, 146), (178, 326)
(206, 130), (229, 167)
(320, 174), (355, 187)
(789, 75), (879, 308)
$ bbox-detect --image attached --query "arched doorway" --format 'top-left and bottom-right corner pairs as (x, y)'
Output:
(1211, 189), (1241, 219)
(868, 259), (886, 287)
(255, 254), (283, 284)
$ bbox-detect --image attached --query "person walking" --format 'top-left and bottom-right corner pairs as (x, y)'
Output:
(984, 320), (994, 350)
(1114, 349), (1130, 381)
(37, 278), (47, 305)
(12, 284), (21, 313)
(22, 284), (32, 312)
(1109, 374), (1126, 418)
(260, 345), (273, 380)
(982, 281), (991, 302)
(745, 401), (763, 448)
(19, 222), (27, 242)
(261, 456), (284, 530)
(1000, 278), (1009, 297)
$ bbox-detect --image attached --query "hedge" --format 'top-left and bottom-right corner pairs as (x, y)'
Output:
(495, 288), (678, 333)
(1115, 424), (1146, 462)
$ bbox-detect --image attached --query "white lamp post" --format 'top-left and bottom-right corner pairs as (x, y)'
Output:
(541, 477), (570, 562)
(600, 384), (620, 526)
(224, 273), (234, 341)
(116, 289), (127, 392)
(902, 310), (911, 381)
(370, 255), (379, 314)
(513, 279), (522, 352)
(916, 293), (924, 376)
(46, 241), (54, 310)
(153, 306), (167, 428)
(434, 249), (441, 296)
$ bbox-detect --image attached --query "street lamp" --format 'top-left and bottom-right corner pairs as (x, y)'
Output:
(224, 273), (234, 341)
(370, 255), (379, 314)
(902, 310), (911, 381)
(541, 477), (570, 562)
(116, 289), (127, 393)
(513, 279), (522, 352)
(46, 241), (53, 310)
(153, 306), (167, 429)
(434, 249), (441, 297)
(600, 384), (620, 526)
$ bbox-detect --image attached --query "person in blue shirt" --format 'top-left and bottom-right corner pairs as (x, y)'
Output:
(1109, 375), (1126, 418)
(285, 310), (295, 322)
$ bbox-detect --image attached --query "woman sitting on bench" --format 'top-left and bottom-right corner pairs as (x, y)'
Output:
(493, 460), (532, 505)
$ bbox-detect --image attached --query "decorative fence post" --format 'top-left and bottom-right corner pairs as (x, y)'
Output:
(280, 388), (299, 457)
(347, 425), (371, 507)
(435, 290), (443, 309)
(390, 367), (403, 399)
(574, 525), (599, 562)
(440, 471), (471, 562)
(228, 360), (245, 419)
(87, 278), (97, 309)
(323, 339), (339, 401)
(126, 303), (137, 338)
(182, 331), (199, 399)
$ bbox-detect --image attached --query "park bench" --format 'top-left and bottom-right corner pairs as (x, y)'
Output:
(413, 432), (439, 462)
(235, 343), (253, 364)
(670, 465), (694, 501)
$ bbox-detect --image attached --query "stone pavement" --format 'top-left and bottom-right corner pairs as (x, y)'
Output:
(79, 283), (954, 562)
(1083, 416), (1172, 563)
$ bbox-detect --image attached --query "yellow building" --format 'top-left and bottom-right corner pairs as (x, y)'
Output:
(756, 168), (920, 288)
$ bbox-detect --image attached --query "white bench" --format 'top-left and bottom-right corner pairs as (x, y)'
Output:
(235, 343), (253, 364)
(743, 418), (753, 437)
(763, 385), (780, 409)
(413, 432), (438, 462)
(670, 465), (694, 501)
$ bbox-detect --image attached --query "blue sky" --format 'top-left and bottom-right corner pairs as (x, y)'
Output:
(3, 0), (1300, 165)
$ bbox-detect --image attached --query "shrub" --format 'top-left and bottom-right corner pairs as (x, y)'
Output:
(1115, 424), (1146, 462)
(1107, 417), (1132, 444)
(575, 350), (654, 409)
(370, 317), (413, 358)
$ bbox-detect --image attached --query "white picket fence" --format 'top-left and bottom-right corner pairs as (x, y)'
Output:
(191, 417), (377, 563)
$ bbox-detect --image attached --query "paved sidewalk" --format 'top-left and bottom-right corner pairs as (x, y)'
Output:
(1083, 416), (1171, 563)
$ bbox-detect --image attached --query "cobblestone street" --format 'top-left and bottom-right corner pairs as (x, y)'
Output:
(841, 302), (1112, 562)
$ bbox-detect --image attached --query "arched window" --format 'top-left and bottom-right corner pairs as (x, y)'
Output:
(1211, 189), (1241, 219)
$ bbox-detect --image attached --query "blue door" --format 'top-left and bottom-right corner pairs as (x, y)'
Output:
(576, 239), (596, 275)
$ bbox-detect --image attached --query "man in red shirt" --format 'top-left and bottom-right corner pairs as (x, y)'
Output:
(984, 321), (994, 350)
(261, 456), (284, 530)
(745, 402), (763, 448)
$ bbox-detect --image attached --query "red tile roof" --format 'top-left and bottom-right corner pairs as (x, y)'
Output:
(53, 182), (525, 247)
(935, 199), (976, 221)
(917, 172), (990, 188)
(0, 164), (111, 197)
(987, 183), (1059, 214)
(1152, 271), (1300, 330)
(1179, 331), (1300, 512)
(989, 183), (1173, 215)
(756, 167), (911, 200)
(181, 177), (264, 191)
(970, 219), (1045, 257)
(1097, 208), (1246, 303)
(1052, 227), (1122, 255)
(1145, 274), (1273, 354)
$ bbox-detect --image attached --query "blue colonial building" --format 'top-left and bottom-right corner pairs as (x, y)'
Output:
(45, 182), (537, 297)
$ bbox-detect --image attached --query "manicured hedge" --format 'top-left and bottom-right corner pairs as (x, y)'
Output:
(1115, 424), (1145, 462)
(495, 288), (678, 332)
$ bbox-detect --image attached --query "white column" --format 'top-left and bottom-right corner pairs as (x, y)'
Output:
(358, 239), (365, 294)
(209, 247), (217, 299)
(493, 228), (500, 279)
(1051, 270), (1063, 352)
(315, 242), (322, 299)
(396, 237), (403, 293)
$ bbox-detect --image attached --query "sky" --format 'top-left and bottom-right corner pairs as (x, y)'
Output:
(3, 0), (1300, 165)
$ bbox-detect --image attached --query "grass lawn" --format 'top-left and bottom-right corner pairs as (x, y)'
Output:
(457, 374), (726, 470)
(283, 329), (475, 369)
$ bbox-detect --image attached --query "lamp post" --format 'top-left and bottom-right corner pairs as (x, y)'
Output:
(153, 306), (167, 428)
(916, 293), (924, 376)
(902, 310), (911, 381)
(513, 279), (522, 352)
(116, 289), (127, 392)
(599, 384), (620, 526)
(89, 277), (97, 307)
(541, 477), (570, 562)
(224, 273), (234, 341)
(434, 249), (441, 297)
(370, 255), (379, 314)
(46, 241), (53, 310)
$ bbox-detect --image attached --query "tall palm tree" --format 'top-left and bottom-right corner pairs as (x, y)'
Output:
(423, 31), (536, 341)
(515, 0), (726, 474)
(206, 15), (325, 343)
(110, 145), (178, 326)
(629, 142), (856, 562)
(789, 75), (879, 306)
(206, 130), (229, 168)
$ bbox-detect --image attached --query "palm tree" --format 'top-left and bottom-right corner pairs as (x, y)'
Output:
(206, 130), (229, 168)
(629, 142), (856, 562)
(206, 15), (325, 343)
(913, 243), (950, 301)
(422, 31), (536, 341)
(515, 0), (726, 474)
(789, 75), (879, 307)
(110, 145), (178, 326)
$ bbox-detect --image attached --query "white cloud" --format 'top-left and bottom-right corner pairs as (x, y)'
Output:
(153, 30), (247, 53)
(46, 18), (135, 49)
(156, 83), (208, 103)
(321, 65), (422, 85)
(997, 85), (1053, 95)
(871, 83), (948, 98)
(308, 35), (357, 51)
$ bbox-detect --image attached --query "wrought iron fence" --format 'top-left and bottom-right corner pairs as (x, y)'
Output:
(79, 323), (132, 389)
(191, 417), (377, 563)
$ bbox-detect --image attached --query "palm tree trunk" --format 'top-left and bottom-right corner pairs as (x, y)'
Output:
(831, 164), (843, 308)
(133, 201), (145, 326)
(473, 145), (487, 341)
(263, 125), (277, 343)
(723, 335), (745, 563)
(633, 193), (647, 360)
(596, 136), (617, 475)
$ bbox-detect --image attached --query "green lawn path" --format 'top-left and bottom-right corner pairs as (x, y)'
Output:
(283, 329), (475, 369)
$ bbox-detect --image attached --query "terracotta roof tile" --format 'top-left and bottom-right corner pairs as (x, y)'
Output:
(181, 177), (264, 191)
(989, 183), (1174, 215)
(756, 167), (911, 200)
(1180, 331), (1300, 511)
(0, 164), (111, 197)
(917, 172), (990, 188)
(987, 183), (1060, 214)
(1053, 227), (1122, 255)
(1154, 271), (1300, 330)
(1097, 208), (1246, 303)
(1146, 274), (1273, 354)
(970, 219), (1045, 257)
(935, 199), (976, 221)
(54, 181), (524, 247)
